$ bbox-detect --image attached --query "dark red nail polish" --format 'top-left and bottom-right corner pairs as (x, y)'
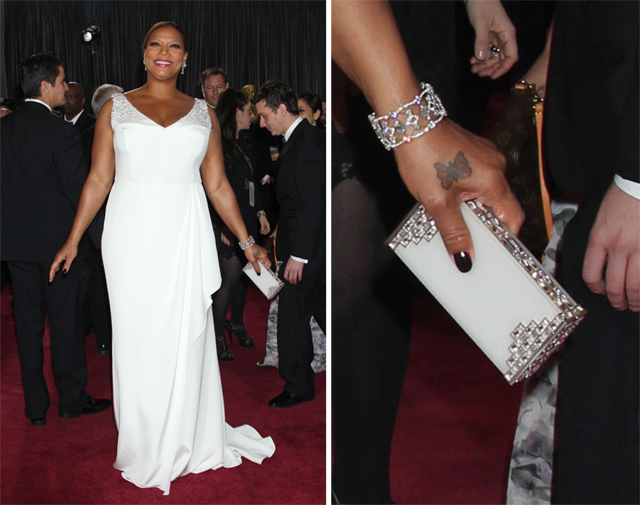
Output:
(454, 251), (472, 273)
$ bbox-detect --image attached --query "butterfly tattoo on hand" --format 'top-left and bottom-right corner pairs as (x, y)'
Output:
(434, 152), (472, 189)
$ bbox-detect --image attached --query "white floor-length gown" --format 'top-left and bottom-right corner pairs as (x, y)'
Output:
(102, 93), (275, 495)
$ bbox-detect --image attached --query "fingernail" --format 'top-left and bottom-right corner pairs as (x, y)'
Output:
(477, 50), (486, 60)
(63, 269), (68, 274)
(454, 251), (472, 273)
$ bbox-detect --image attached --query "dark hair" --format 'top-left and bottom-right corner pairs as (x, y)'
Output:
(296, 92), (322, 114)
(255, 80), (299, 116)
(143, 21), (188, 53)
(216, 88), (251, 168)
(200, 67), (227, 88)
(21, 53), (63, 99)
(297, 91), (324, 129)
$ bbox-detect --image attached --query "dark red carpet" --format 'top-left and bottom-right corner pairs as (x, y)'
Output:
(1, 283), (325, 504)
(389, 295), (523, 504)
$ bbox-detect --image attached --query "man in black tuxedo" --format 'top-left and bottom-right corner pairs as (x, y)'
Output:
(256, 80), (326, 408)
(62, 82), (95, 133)
(543, 3), (639, 503)
(1, 53), (111, 427)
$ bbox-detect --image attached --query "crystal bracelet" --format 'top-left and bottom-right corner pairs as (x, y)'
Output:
(238, 236), (256, 250)
(368, 83), (447, 151)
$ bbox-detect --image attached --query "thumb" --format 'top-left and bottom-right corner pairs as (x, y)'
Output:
(473, 23), (491, 61)
(431, 203), (474, 273)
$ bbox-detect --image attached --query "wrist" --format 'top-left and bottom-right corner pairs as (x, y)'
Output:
(238, 236), (256, 251)
(369, 83), (447, 151)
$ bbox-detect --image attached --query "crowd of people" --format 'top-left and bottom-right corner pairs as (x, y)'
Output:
(1, 20), (325, 495)
(1, 1), (638, 503)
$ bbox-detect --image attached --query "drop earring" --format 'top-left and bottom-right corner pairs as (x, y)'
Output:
(143, 58), (147, 71)
(181, 62), (187, 75)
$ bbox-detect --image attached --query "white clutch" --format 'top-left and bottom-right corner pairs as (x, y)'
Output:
(243, 260), (285, 300)
(386, 200), (586, 384)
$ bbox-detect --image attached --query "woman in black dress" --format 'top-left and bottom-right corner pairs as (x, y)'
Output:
(211, 89), (270, 361)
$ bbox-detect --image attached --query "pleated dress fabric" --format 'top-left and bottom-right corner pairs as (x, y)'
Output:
(102, 93), (275, 495)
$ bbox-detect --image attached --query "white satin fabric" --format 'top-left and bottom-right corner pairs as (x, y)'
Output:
(102, 94), (275, 495)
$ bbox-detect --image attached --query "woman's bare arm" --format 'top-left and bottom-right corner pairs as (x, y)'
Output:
(332, 0), (523, 269)
(49, 98), (116, 280)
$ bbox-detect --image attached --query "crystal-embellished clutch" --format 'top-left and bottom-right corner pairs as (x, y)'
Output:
(243, 260), (285, 300)
(386, 200), (586, 384)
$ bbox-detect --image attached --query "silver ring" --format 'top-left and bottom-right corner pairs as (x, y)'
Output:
(490, 45), (501, 59)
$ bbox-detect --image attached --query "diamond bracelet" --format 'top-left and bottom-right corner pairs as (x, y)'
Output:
(238, 236), (256, 250)
(368, 83), (447, 151)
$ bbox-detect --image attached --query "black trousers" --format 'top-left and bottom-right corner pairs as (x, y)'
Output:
(277, 256), (325, 397)
(552, 193), (640, 505)
(7, 259), (91, 419)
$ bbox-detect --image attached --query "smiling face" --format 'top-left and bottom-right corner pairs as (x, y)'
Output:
(143, 25), (188, 81)
(201, 74), (228, 108)
(236, 101), (254, 133)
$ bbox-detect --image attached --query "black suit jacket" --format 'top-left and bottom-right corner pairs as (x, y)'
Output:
(1, 101), (91, 262)
(72, 110), (96, 134)
(545, 1), (639, 196)
(276, 119), (326, 263)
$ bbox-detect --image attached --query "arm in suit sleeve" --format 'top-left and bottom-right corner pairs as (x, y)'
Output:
(52, 125), (88, 211)
(614, 48), (639, 183)
(582, 44), (640, 312)
(292, 139), (326, 260)
(53, 125), (104, 249)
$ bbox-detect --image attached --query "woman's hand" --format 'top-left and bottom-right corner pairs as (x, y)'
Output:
(467, 0), (519, 79)
(259, 215), (271, 235)
(244, 243), (272, 274)
(393, 118), (524, 268)
(49, 241), (79, 282)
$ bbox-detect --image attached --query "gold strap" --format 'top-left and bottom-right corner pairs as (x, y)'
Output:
(533, 99), (553, 239)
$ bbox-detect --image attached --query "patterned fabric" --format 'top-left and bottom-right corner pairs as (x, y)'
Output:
(261, 265), (326, 372)
(507, 201), (578, 505)
(111, 94), (211, 131)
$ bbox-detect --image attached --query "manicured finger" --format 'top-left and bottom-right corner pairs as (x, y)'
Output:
(474, 27), (491, 62)
(430, 203), (474, 273)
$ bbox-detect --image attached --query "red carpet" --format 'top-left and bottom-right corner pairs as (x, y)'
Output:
(390, 295), (523, 504)
(1, 283), (325, 504)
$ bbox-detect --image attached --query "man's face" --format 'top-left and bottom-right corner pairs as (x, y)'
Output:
(201, 74), (228, 108)
(48, 67), (69, 108)
(63, 83), (85, 118)
(256, 100), (286, 136)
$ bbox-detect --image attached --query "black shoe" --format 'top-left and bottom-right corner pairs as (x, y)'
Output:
(216, 334), (233, 361)
(268, 391), (314, 408)
(29, 417), (46, 427)
(97, 344), (111, 356)
(59, 397), (112, 419)
(225, 320), (255, 347)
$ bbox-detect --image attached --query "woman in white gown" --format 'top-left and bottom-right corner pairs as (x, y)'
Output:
(50, 21), (275, 495)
